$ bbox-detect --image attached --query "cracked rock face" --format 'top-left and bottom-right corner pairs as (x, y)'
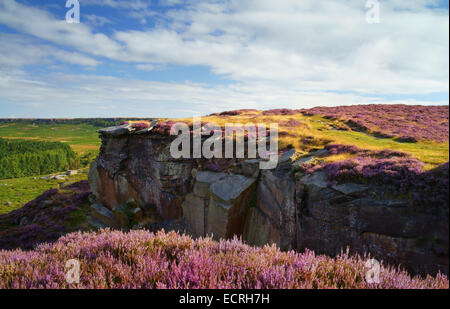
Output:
(89, 133), (195, 227)
(243, 167), (297, 251)
(88, 128), (448, 276)
(296, 171), (449, 276)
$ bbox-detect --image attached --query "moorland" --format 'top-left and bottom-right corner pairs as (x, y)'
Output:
(0, 105), (448, 289)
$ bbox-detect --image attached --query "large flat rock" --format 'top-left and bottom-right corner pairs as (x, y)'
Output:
(210, 174), (256, 203)
(98, 124), (135, 136)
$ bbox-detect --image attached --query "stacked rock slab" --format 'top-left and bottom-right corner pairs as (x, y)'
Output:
(89, 122), (195, 229)
(89, 124), (448, 276)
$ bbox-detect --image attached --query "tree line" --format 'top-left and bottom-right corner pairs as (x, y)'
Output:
(0, 138), (80, 179)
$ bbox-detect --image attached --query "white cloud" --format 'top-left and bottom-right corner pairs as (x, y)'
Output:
(0, 0), (123, 59)
(0, 70), (447, 118)
(113, 0), (449, 94)
(81, 0), (155, 23)
(1, 0), (447, 94)
(159, 0), (185, 6)
(84, 14), (113, 27)
(0, 33), (100, 67)
(80, 0), (149, 10)
(135, 63), (164, 71)
(0, 0), (448, 117)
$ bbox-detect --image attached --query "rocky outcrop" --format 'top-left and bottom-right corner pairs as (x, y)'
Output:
(89, 130), (195, 228)
(88, 124), (449, 276)
(296, 170), (449, 277)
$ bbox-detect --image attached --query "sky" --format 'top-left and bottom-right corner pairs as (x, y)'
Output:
(0, 0), (448, 118)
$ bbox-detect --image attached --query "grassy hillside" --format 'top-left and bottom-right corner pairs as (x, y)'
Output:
(0, 122), (100, 155)
(2, 106), (447, 166)
(0, 118), (154, 154)
(0, 122), (98, 214)
(160, 106), (449, 169)
(0, 181), (91, 250)
(0, 105), (448, 215)
(0, 106), (448, 288)
(0, 170), (88, 215)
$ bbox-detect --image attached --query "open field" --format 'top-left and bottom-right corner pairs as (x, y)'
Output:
(0, 122), (99, 214)
(0, 170), (88, 215)
(0, 122), (97, 214)
(0, 123), (101, 155)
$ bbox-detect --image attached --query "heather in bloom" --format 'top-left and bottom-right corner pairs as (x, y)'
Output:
(302, 105), (449, 143)
(302, 150), (449, 209)
(0, 229), (447, 289)
(325, 144), (409, 158)
(278, 119), (307, 128)
(131, 122), (150, 130)
(0, 181), (91, 251)
(153, 121), (179, 135)
(216, 109), (258, 116)
(262, 109), (300, 116)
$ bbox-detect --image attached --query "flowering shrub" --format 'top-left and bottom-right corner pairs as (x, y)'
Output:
(325, 144), (409, 158)
(131, 122), (150, 130)
(0, 181), (90, 250)
(217, 109), (257, 116)
(279, 131), (298, 137)
(153, 121), (178, 135)
(303, 151), (449, 208)
(278, 119), (307, 128)
(0, 229), (447, 289)
(119, 121), (151, 130)
(302, 105), (449, 143)
(263, 108), (300, 116)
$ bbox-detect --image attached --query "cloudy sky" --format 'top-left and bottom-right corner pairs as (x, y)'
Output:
(0, 0), (448, 118)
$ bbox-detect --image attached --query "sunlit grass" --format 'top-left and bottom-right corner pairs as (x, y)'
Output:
(309, 118), (449, 169)
(0, 170), (88, 215)
(162, 113), (449, 168)
(0, 110), (447, 215)
(0, 123), (101, 155)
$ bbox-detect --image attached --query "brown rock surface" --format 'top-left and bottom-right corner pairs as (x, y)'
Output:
(88, 126), (448, 276)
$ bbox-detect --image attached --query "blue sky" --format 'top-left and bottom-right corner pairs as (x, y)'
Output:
(0, 0), (448, 118)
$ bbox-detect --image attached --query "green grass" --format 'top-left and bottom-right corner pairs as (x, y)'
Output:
(198, 113), (449, 168)
(307, 115), (449, 169)
(0, 123), (100, 154)
(0, 170), (88, 215)
(0, 115), (448, 216)
(0, 122), (99, 215)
